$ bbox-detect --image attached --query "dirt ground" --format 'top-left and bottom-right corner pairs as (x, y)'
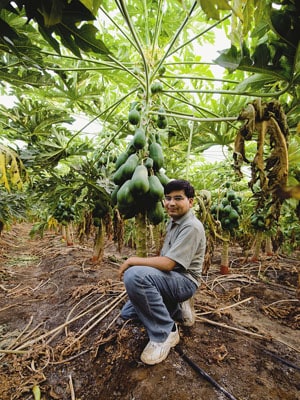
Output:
(0, 223), (299, 400)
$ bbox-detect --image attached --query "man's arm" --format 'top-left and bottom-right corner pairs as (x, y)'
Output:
(119, 256), (176, 280)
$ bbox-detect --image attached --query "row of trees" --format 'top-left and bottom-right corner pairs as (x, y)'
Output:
(0, 0), (299, 266)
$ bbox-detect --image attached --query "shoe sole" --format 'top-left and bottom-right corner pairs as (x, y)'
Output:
(141, 333), (180, 365)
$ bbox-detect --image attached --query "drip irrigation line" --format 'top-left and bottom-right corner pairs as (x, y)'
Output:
(175, 346), (238, 400)
(262, 348), (300, 371)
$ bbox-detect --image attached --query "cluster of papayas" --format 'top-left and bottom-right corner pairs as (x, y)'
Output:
(113, 90), (172, 223)
(92, 199), (110, 227)
(250, 212), (266, 231)
(112, 134), (170, 224)
(210, 185), (242, 232)
(53, 201), (75, 224)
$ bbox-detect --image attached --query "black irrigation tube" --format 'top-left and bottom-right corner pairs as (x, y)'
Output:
(175, 346), (238, 400)
(176, 343), (300, 400)
(262, 348), (300, 371)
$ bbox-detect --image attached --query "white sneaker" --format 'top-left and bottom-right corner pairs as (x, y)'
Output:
(180, 297), (195, 327)
(140, 325), (180, 365)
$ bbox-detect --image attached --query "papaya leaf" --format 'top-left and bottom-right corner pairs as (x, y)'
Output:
(252, 43), (271, 68)
(79, 0), (103, 15)
(38, 24), (61, 54)
(60, 0), (95, 24)
(198, 0), (220, 20)
(0, 189), (27, 228)
(198, 0), (241, 21)
(214, 45), (241, 72)
(234, 73), (280, 92)
(0, 144), (28, 191)
(73, 24), (110, 55)
(0, 18), (19, 41)
(38, 0), (64, 27)
(56, 24), (82, 58)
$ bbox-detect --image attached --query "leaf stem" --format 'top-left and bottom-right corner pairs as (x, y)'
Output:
(153, 1), (198, 77)
(168, 14), (231, 57)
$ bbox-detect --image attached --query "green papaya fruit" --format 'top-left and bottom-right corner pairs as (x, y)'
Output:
(133, 127), (146, 150)
(128, 109), (141, 125)
(149, 142), (164, 170)
(157, 117), (168, 129)
(115, 151), (129, 170)
(147, 201), (165, 225)
(117, 180), (135, 207)
(130, 165), (150, 195)
(156, 169), (170, 186)
(150, 81), (163, 94)
(112, 164), (126, 186)
(122, 154), (139, 180)
(148, 175), (164, 201)
(144, 157), (154, 170)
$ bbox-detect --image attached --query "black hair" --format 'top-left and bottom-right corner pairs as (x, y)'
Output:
(164, 179), (195, 198)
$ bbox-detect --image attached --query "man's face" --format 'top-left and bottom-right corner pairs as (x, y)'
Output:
(163, 189), (193, 220)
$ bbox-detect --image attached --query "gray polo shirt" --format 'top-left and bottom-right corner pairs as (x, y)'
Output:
(160, 209), (206, 286)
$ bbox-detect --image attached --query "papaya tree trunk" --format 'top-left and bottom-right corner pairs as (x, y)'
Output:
(61, 225), (66, 240)
(0, 220), (4, 236)
(65, 223), (74, 246)
(220, 232), (230, 274)
(251, 231), (263, 261)
(153, 224), (163, 255)
(265, 235), (273, 256)
(91, 220), (105, 263)
(135, 212), (147, 257)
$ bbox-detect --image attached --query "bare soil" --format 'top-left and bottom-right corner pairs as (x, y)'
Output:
(0, 223), (299, 400)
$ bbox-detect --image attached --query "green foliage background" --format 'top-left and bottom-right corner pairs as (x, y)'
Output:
(0, 0), (299, 251)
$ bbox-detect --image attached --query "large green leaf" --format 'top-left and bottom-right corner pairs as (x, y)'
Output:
(197, 0), (231, 20)
(0, 0), (108, 57)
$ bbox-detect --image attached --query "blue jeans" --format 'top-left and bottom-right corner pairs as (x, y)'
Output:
(121, 266), (197, 342)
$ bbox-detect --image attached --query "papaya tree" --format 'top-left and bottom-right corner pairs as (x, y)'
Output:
(233, 98), (289, 260)
(210, 182), (242, 273)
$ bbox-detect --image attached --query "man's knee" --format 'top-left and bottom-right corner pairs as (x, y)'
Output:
(123, 266), (141, 289)
(123, 266), (156, 292)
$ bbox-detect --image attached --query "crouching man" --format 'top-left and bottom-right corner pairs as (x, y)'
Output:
(119, 179), (206, 365)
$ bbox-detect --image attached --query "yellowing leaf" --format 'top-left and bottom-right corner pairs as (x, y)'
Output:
(0, 144), (28, 192)
(0, 153), (10, 191)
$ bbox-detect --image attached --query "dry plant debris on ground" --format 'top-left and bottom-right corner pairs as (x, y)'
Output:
(0, 223), (299, 400)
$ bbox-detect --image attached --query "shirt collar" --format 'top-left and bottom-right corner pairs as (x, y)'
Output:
(170, 209), (192, 226)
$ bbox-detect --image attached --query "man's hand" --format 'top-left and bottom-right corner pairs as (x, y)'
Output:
(118, 259), (131, 280)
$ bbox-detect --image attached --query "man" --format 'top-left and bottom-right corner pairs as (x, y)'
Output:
(119, 179), (206, 365)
